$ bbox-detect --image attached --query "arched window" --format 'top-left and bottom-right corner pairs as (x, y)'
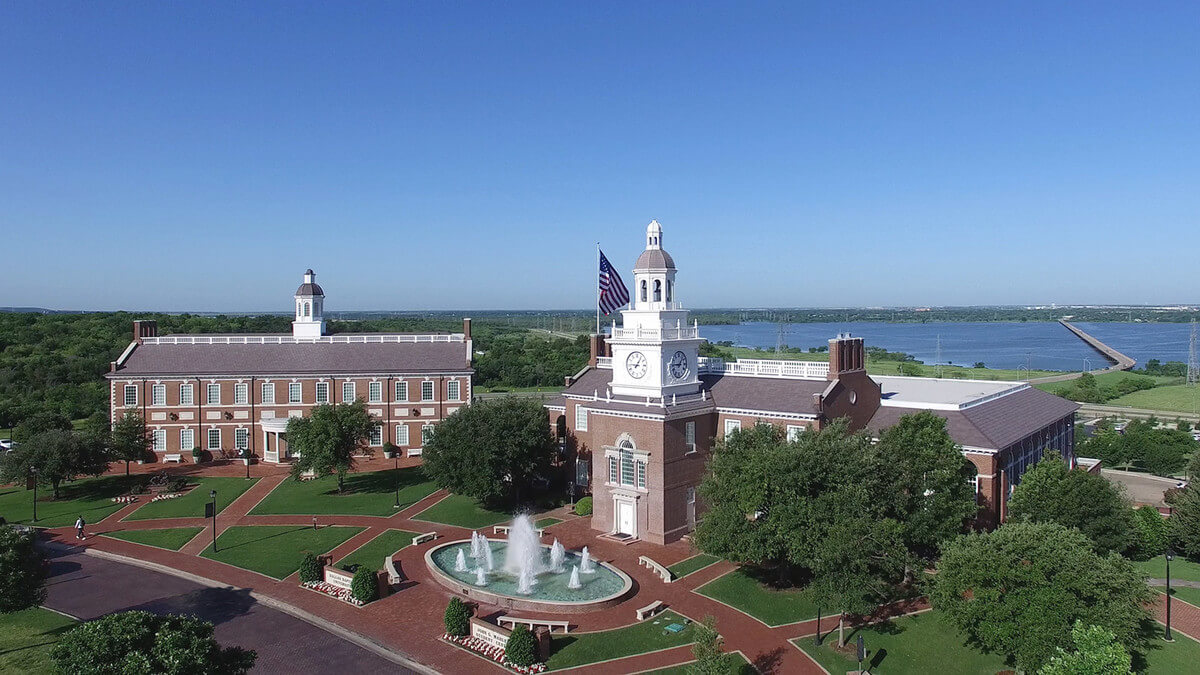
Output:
(640, 280), (647, 302)
(666, 280), (673, 302)
(619, 449), (635, 486)
(303, 302), (310, 317)
(653, 280), (662, 302)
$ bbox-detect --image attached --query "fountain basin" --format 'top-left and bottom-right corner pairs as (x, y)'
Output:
(425, 539), (634, 614)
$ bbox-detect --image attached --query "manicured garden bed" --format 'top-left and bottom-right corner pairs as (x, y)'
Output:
(124, 477), (258, 520)
(200, 525), (364, 579)
(0, 475), (137, 527)
(103, 526), (204, 551)
(544, 611), (696, 671)
(667, 553), (720, 579)
(249, 468), (437, 516)
(535, 517), (562, 529)
(413, 494), (511, 529)
(0, 607), (77, 672)
(642, 651), (753, 674)
(695, 567), (819, 627)
(335, 528), (419, 571)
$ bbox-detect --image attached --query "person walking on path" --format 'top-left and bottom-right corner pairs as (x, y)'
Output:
(75, 516), (86, 540)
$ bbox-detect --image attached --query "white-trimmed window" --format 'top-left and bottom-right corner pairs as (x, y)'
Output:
(151, 384), (166, 406)
(152, 429), (166, 452)
(289, 382), (302, 403)
(261, 382), (275, 404)
(235, 428), (249, 450)
(315, 382), (329, 404)
(787, 425), (805, 442)
(395, 424), (409, 446)
(207, 383), (221, 405)
(608, 456), (618, 482)
(620, 450), (635, 486)
(724, 419), (741, 440)
(447, 380), (460, 402)
(575, 406), (588, 431)
(369, 381), (382, 403)
(395, 381), (408, 402)
(636, 460), (646, 489)
(421, 381), (434, 401)
(180, 383), (194, 406)
(207, 428), (221, 450)
(421, 424), (434, 444)
(234, 383), (248, 405)
(369, 425), (383, 447)
(342, 381), (356, 402)
(123, 385), (138, 407)
(968, 474), (980, 495)
(685, 421), (696, 452)
(180, 428), (194, 451)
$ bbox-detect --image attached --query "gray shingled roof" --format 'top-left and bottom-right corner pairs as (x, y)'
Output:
(108, 341), (471, 377)
(295, 282), (324, 296)
(634, 249), (676, 270)
(562, 367), (824, 416)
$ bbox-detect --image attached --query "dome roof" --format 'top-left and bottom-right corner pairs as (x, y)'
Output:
(295, 282), (324, 296)
(634, 248), (676, 271)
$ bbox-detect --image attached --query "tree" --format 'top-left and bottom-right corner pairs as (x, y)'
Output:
(0, 429), (110, 499)
(688, 615), (725, 675)
(298, 552), (323, 584)
(0, 526), (46, 613)
(1166, 486), (1200, 559)
(1007, 453), (1137, 555)
(287, 401), (375, 493)
(51, 610), (256, 675)
(444, 597), (471, 637)
(1038, 621), (1132, 675)
(110, 411), (151, 476)
(12, 409), (72, 443)
(1132, 505), (1168, 560)
(931, 522), (1152, 672)
(422, 397), (556, 508)
(504, 623), (537, 667)
(350, 566), (378, 604)
(874, 411), (977, 561)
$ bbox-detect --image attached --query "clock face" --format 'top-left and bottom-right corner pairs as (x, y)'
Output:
(626, 352), (648, 379)
(668, 351), (689, 379)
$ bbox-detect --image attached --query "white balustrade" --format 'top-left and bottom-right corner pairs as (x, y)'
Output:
(144, 333), (465, 346)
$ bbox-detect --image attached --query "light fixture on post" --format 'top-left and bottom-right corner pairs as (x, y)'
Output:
(1166, 547), (1176, 642)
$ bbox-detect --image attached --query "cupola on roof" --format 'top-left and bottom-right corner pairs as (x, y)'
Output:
(634, 220), (676, 271)
(295, 269), (324, 297)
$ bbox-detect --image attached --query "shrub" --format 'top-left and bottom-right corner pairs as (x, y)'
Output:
(0, 526), (46, 612)
(130, 482), (148, 496)
(350, 566), (378, 604)
(505, 624), (537, 667)
(444, 597), (471, 637)
(1133, 505), (1168, 560)
(383, 442), (399, 457)
(167, 477), (189, 493)
(298, 552), (323, 584)
(51, 610), (255, 674)
(575, 496), (593, 516)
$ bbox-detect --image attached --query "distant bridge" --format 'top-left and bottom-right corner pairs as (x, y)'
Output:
(1026, 320), (1136, 384)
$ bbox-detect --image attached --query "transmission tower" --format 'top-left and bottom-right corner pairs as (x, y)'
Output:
(1188, 319), (1198, 386)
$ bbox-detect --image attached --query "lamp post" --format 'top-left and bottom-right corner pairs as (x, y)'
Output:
(209, 489), (218, 553)
(393, 450), (400, 510)
(244, 447), (251, 480)
(814, 605), (821, 646)
(1166, 547), (1176, 641)
(30, 467), (38, 523)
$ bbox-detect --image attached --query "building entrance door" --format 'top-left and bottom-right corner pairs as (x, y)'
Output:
(616, 500), (635, 537)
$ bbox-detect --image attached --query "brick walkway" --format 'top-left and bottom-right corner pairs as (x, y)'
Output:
(39, 462), (936, 674)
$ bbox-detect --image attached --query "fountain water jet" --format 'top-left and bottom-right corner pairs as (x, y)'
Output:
(484, 541), (495, 571)
(504, 515), (546, 577)
(579, 546), (595, 574)
(550, 539), (566, 573)
(469, 531), (482, 558)
(567, 566), (581, 590)
(454, 549), (468, 572)
(516, 564), (536, 594)
(474, 567), (488, 586)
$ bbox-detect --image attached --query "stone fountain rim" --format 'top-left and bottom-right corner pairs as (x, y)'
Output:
(424, 538), (635, 614)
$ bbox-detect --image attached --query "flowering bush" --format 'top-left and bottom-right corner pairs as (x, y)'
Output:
(443, 633), (546, 673)
(149, 493), (182, 502)
(110, 496), (138, 504)
(301, 581), (364, 607)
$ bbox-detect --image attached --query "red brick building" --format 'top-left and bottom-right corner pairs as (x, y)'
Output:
(549, 222), (1077, 544)
(106, 270), (473, 463)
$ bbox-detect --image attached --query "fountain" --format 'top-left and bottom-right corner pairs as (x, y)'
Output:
(579, 546), (595, 574)
(425, 515), (633, 613)
(549, 539), (566, 573)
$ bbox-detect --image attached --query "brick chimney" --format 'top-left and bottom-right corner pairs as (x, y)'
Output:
(132, 320), (158, 343)
(827, 333), (865, 381)
(588, 334), (610, 368)
(462, 317), (472, 340)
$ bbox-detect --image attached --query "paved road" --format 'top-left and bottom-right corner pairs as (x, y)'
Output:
(41, 548), (416, 674)
(1102, 469), (1180, 507)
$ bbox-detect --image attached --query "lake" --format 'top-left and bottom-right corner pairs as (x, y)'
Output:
(700, 321), (1194, 372)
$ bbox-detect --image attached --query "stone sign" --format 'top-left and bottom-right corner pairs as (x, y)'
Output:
(324, 567), (353, 591)
(470, 618), (511, 651)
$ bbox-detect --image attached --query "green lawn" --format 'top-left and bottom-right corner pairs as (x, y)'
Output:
(667, 554), (720, 579)
(124, 477), (259, 521)
(249, 468), (437, 516)
(545, 611), (696, 671)
(1110, 384), (1200, 415)
(0, 607), (77, 672)
(536, 517), (563, 529)
(722, 346), (1060, 380)
(335, 528), (418, 572)
(412, 494), (511, 529)
(695, 568), (820, 627)
(1135, 555), (1200, 583)
(200, 525), (364, 579)
(0, 474), (138, 528)
(103, 527), (204, 551)
(642, 652), (753, 674)
(1141, 630), (1200, 673)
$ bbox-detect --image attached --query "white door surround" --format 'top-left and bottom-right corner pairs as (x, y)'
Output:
(614, 497), (637, 538)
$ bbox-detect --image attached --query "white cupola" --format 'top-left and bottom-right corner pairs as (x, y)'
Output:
(292, 269), (326, 339)
(632, 220), (677, 312)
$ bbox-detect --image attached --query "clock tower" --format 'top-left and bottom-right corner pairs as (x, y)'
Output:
(608, 221), (704, 399)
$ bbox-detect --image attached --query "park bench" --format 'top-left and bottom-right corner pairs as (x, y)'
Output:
(636, 600), (665, 621)
(385, 556), (404, 585)
(407, 448), (422, 457)
(638, 555), (673, 583)
(497, 615), (570, 634)
(299, 469), (317, 481)
(163, 453), (183, 463)
(412, 532), (438, 546)
(494, 525), (545, 537)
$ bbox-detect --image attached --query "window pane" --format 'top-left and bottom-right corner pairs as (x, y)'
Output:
(235, 428), (248, 449)
(421, 425), (434, 443)
(620, 451), (635, 486)
(207, 384), (220, 404)
(153, 430), (166, 452)
(234, 384), (248, 405)
(370, 425), (383, 446)
(151, 385), (165, 406)
(636, 461), (646, 488)
(180, 384), (193, 406)
(124, 385), (137, 406)
(181, 429), (194, 450)
(395, 424), (409, 445)
(207, 428), (220, 449)
(448, 381), (460, 401)
(289, 383), (302, 403)
(343, 382), (355, 402)
(369, 382), (382, 402)
(261, 382), (274, 404)
(421, 381), (434, 401)
(609, 456), (618, 482)
(315, 382), (329, 403)
(395, 381), (408, 401)
(575, 407), (588, 431)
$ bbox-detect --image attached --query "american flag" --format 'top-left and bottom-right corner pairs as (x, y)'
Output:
(598, 249), (630, 316)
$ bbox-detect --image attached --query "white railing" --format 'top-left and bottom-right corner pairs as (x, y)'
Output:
(609, 326), (700, 340)
(698, 357), (829, 380)
(144, 333), (465, 346)
(596, 357), (613, 369)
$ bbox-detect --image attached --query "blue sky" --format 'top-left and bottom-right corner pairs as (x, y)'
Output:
(3, 2), (1197, 311)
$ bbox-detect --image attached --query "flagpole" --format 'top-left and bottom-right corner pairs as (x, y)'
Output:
(595, 242), (601, 336)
